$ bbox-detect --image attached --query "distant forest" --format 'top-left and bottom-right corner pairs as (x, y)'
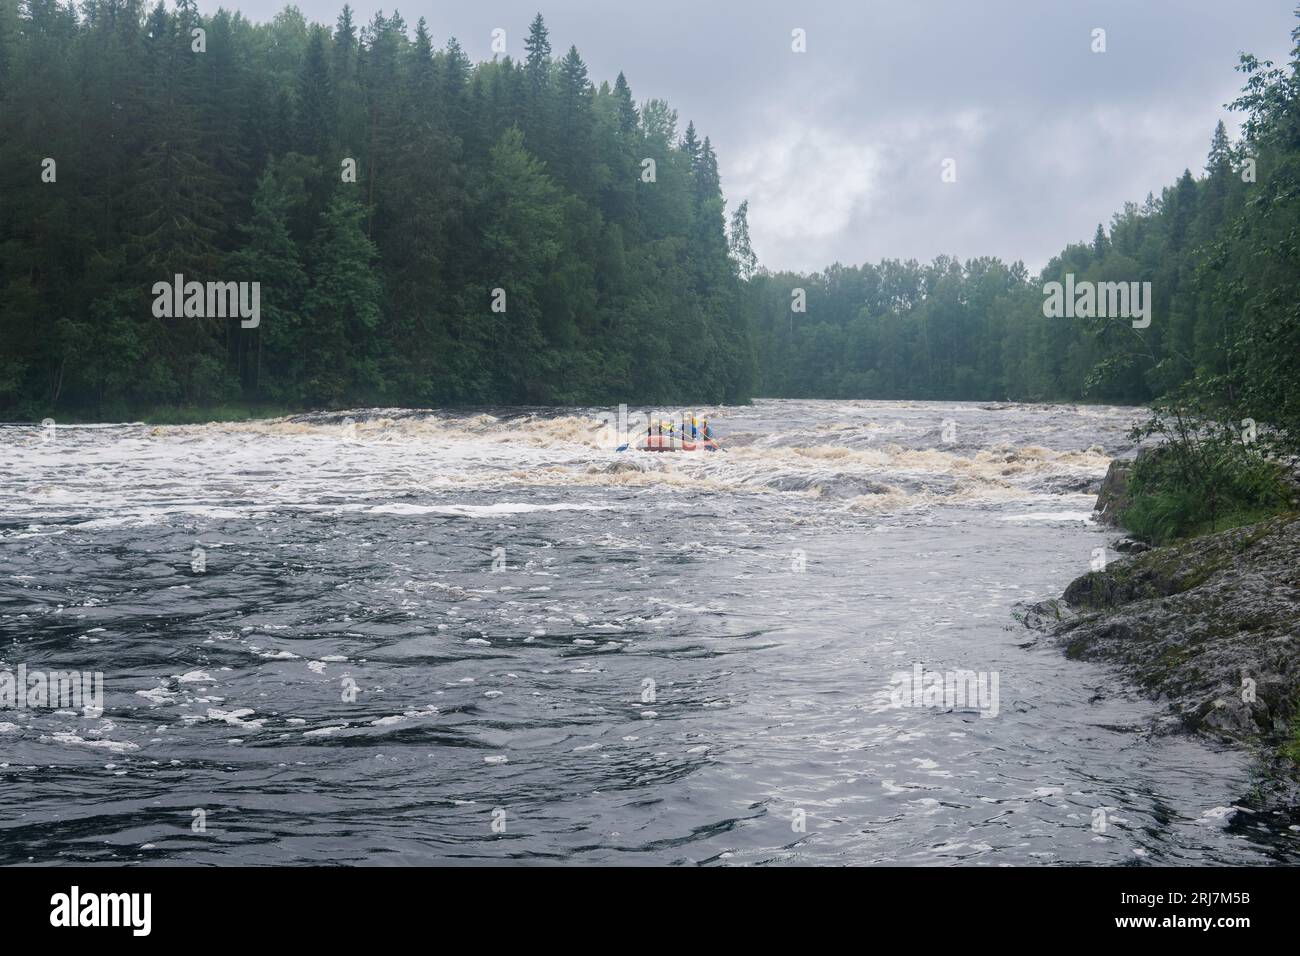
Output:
(748, 116), (1280, 407)
(753, 12), (1300, 449)
(1, 4), (1298, 436)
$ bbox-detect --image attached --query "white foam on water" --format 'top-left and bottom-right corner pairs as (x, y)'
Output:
(0, 402), (1141, 524)
(366, 502), (615, 517)
(998, 511), (1096, 522)
(44, 733), (139, 753)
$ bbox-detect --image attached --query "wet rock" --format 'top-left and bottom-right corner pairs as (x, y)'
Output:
(1094, 445), (1178, 530)
(1093, 456), (1133, 526)
(1037, 473), (1101, 495)
(1112, 537), (1150, 554)
(1014, 598), (1076, 631)
(1198, 697), (1265, 737)
(1026, 515), (1300, 788)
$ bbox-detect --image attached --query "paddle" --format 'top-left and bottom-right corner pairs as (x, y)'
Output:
(699, 422), (725, 452)
(681, 414), (725, 452)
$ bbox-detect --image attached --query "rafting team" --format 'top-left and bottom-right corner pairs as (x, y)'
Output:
(640, 412), (720, 452)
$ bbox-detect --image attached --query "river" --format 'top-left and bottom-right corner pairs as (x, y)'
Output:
(2, 399), (1294, 864)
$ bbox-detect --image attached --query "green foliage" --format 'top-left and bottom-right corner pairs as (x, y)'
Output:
(1120, 403), (1293, 544)
(752, 13), (1300, 416)
(748, 257), (1047, 401)
(1283, 694), (1300, 767)
(1104, 15), (1300, 544)
(7, 5), (1300, 435)
(0, 7), (754, 417)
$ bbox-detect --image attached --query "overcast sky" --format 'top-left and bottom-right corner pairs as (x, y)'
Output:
(204, 0), (1298, 275)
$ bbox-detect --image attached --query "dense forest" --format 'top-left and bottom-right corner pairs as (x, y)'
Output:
(751, 115), (1293, 416)
(1, 2), (1297, 445)
(0, 1), (756, 416)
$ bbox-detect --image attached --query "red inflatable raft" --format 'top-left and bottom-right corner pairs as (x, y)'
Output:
(639, 434), (718, 452)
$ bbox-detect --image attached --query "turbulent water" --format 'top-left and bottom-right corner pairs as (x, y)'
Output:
(2, 399), (1296, 865)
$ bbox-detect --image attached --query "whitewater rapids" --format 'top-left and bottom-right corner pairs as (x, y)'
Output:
(2, 399), (1294, 864)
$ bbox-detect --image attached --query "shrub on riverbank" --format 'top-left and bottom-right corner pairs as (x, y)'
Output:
(1120, 404), (1294, 545)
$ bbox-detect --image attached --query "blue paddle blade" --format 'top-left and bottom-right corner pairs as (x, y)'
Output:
(615, 443), (628, 452)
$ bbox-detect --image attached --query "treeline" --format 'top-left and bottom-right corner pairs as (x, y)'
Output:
(0, 2), (757, 417)
(754, 16), (1300, 443)
(3, 4), (1297, 434)
(749, 120), (1266, 406)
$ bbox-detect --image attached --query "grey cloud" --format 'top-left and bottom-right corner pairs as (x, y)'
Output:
(201, 0), (1298, 272)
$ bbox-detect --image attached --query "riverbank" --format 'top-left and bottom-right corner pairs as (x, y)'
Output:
(1025, 502), (1300, 801)
(12, 396), (1128, 427)
(0, 404), (300, 426)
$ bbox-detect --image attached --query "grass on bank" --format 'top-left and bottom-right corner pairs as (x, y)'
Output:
(1283, 716), (1300, 768)
(1119, 435), (1295, 546)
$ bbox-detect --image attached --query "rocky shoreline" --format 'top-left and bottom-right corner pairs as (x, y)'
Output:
(1023, 460), (1300, 798)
